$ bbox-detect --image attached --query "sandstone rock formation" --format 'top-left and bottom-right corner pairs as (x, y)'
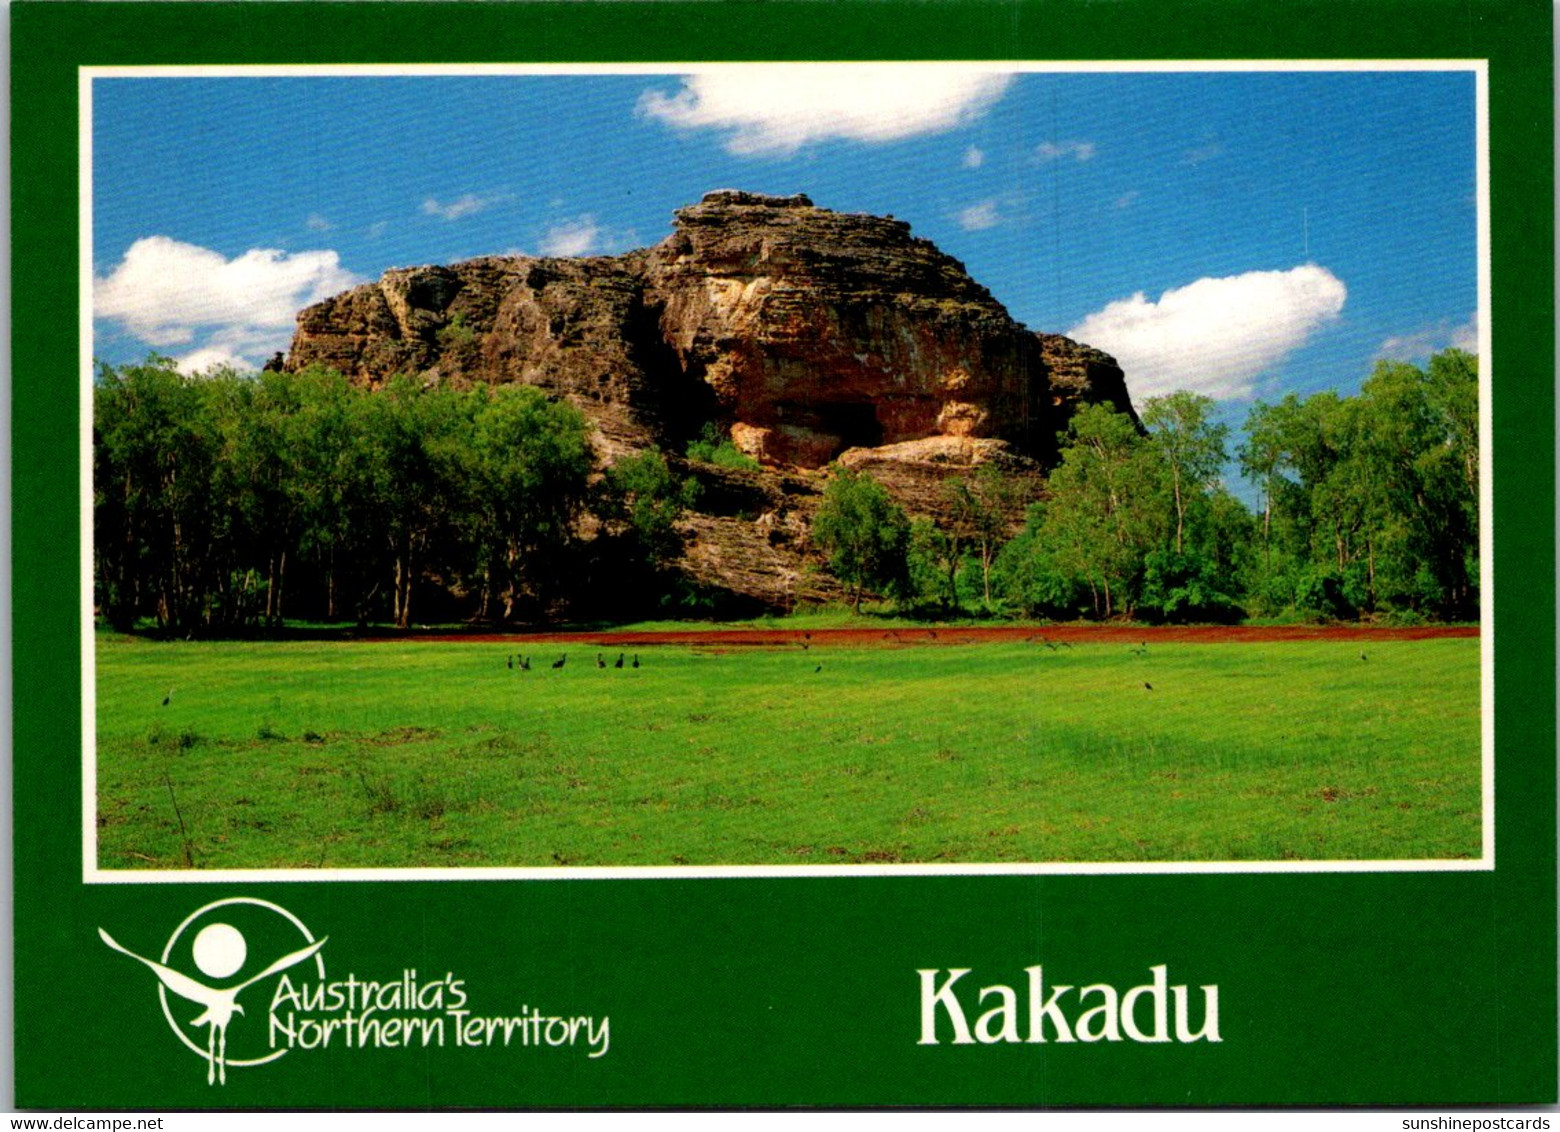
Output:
(1036, 332), (1139, 430)
(287, 189), (1134, 467)
(836, 436), (1044, 523)
(644, 190), (1052, 467)
(283, 190), (1139, 609)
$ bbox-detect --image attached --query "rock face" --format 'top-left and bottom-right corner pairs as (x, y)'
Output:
(284, 190), (1139, 609)
(288, 253), (698, 458)
(836, 436), (1044, 524)
(644, 190), (1052, 466)
(1036, 333), (1140, 431)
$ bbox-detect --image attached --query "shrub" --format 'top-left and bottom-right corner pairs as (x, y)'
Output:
(686, 422), (761, 470)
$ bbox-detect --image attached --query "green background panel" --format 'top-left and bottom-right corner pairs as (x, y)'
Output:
(12, 0), (1555, 1108)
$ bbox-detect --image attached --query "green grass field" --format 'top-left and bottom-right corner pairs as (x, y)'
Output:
(94, 632), (1482, 869)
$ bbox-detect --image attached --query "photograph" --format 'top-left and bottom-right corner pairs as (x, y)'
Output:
(87, 66), (1486, 875)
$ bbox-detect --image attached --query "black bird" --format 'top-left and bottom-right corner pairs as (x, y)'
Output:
(615, 653), (624, 669)
(507, 655), (514, 670)
(632, 654), (640, 669)
(520, 656), (531, 671)
(597, 654), (606, 669)
(161, 687), (174, 707)
(802, 641), (809, 651)
(1144, 682), (1154, 692)
(552, 655), (567, 670)
(1360, 652), (1368, 662)
(814, 663), (823, 674)
(804, 632), (811, 640)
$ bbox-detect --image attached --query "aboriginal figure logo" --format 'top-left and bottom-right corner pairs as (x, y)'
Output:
(99, 897), (327, 1085)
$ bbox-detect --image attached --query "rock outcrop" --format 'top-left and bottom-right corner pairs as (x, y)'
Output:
(284, 190), (1139, 610)
(643, 190), (1053, 466)
(1036, 333), (1139, 431)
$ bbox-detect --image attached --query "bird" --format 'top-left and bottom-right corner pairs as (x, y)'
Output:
(802, 641), (809, 651)
(99, 927), (327, 1085)
(1360, 652), (1368, 662)
(596, 654), (606, 669)
(552, 655), (567, 670)
(614, 653), (624, 669)
(520, 656), (531, 671)
(161, 687), (175, 707)
(632, 654), (640, 669)
(1144, 682), (1154, 692)
(506, 655), (513, 670)
(814, 663), (823, 674)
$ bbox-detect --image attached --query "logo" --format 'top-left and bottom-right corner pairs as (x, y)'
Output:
(99, 897), (328, 1085)
(102, 898), (611, 1087)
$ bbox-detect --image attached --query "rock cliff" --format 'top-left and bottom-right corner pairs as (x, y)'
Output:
(284, 190), (1139, 609)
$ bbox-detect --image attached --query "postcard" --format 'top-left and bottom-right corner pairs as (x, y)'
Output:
(12, 0), (1555, 1109)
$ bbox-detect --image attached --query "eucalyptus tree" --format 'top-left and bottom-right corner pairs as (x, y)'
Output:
(811, 467), (911, 613)
(944, 463), (1024, 607)
(1142, 391), (1228, 556)
(93, 356), (223, 632)
(465, 384), (595, 623)
(1038, 403), (1163, 618)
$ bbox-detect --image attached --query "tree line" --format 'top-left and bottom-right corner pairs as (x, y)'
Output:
(93, 359), (692, 633)
(813, 348), (1479, 624)
(93, 348), (1478, 633)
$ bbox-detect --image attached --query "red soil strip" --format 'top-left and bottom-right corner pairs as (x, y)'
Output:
(420, 624), (1478, 648)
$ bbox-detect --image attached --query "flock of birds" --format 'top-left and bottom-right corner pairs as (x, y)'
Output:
(152, 633), (1381, 708)
(489, 632), (1174, 684)
(507, 652), (641, 671)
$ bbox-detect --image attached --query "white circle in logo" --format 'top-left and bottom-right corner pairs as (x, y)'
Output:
(158, 897), (326, 1071)
(191, 922), (247, 979)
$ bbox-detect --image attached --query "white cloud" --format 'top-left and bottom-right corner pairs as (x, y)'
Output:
(1035, 140), (1096, 163)
(963, 145), (985, 169)
(534, 216), (638, 258)
(638, 67), (1012, 156)
(1379, 313), (1479, 360)
(1066, 265), (1347, 400)
(540, 216), (602, 257)
(96, 236), (361, 346)
(174, 346), (256, 376)
(957, 200), (1001, 231)
(94, 235), (362, 368)
(422, 193), (503, 221)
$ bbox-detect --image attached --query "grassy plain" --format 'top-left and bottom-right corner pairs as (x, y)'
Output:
(93, 631), (1481, 869)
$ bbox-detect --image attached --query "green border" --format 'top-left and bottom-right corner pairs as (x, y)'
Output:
(13, 0), (1555, 1108)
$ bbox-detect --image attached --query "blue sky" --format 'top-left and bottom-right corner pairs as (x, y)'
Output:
(92, 67), (1478, 414)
